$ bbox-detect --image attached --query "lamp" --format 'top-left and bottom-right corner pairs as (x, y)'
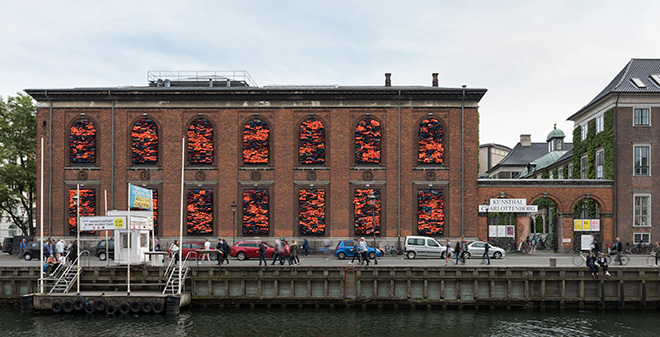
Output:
(368, 191), (378, 265)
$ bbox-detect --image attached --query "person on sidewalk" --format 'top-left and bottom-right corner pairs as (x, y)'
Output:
(258, 241), (268, 266)
(202, 239), (211, 262)
(349, 239), (361, 265)
(359, 237), (369, 266)
(454, 239), (462, 265)
(654, 241), (660, 267)
(221, 238), (231, 264)
(216, 238), (224, 273)
(614, 237), (623, 265)
(444, 239), (453, 266)
(481, 241), (491, 265)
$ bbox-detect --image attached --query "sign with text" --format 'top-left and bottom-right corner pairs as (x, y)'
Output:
(129, 184), (153, 211)
(80, 216), (126, 231)
(479, 199), (538, 213)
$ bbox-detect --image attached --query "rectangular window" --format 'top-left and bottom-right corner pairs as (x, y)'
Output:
(633, 233), (651, 244)
(634, 195), (651, 227)
(568, 164), (573, 178)
(580, 156), (588, 179)
(596, 115), (604, 133)
(581, 124), (588, 140)
(558, 168), (563, 179)
(595, 150), (604, 179)
(634, 108), (650, 126)
(634, 145), (650, 176)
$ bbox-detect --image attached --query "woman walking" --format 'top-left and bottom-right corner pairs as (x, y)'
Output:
(290, 240), (300, 265)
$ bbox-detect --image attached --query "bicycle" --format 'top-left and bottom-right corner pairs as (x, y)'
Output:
(610, 252), (630, 266)
(572, 252), (616, 266)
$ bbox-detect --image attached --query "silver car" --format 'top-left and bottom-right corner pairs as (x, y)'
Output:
(465, 241), (505, 259)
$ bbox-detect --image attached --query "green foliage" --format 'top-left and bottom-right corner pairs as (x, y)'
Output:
(573, 199), (598, 219)
(562, 165), (569, 179)
(0, 94), (36, 236)
(571, 109), (614, 179)
(541, 171), (549, 179)
(552, 168), (559, 179)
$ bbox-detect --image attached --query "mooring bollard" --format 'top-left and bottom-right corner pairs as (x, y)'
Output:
(549, 258), (557, 267)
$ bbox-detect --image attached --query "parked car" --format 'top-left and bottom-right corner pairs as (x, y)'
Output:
(22, 242), (44, 261)
(464, 241), (506, 259)
(168, 241), (218, 260)
(230, 241), (274, 260)
(2, 237), (13, 254)
(404, 236), (447, 259)
(95, 239), (115, 261)
(334, 240), (383, 260)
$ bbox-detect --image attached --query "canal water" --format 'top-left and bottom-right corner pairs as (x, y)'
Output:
(0, 305), (657, 336)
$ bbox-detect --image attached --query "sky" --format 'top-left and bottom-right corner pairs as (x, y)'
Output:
(1, 1), (659, 147)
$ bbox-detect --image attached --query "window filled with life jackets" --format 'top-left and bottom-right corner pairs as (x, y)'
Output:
(69, 119), (96, 164)
(187, 190), (213, 234)
(242, 189), (269, 234)
(298, 188), (326, 235)
(187, 118), (214, 165)
(355, 119), (381, 164)
(418, 118), (444, 164)
(243, 119), (269, 164)
(299, 119), (325, 165)
(417, 189), (444, 235)
(131, 189), (158, 234)
(69, 189), (96, 234)
(353, 188), (381, 235)
(132, 118), (158, 165)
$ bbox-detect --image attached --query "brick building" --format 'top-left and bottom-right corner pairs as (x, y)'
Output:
(27, 72), (486, 246)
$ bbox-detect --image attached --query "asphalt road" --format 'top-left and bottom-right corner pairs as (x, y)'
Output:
(2, 251), (657, 268)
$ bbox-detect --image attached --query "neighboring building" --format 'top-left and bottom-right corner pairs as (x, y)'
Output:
(478, 143), (511, 176)
(567, 58), (660, 245)
(27, 72), (486, 245)
(518, 126), (572, 179)
(486, 134), (550, 179)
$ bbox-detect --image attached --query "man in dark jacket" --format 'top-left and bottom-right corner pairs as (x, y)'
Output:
(221, 238), (231, 264)
(614, 237), (623, 265)
(349, 239), (361, 265)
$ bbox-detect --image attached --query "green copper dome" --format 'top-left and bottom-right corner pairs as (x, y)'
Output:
(546, 127), (565, 142)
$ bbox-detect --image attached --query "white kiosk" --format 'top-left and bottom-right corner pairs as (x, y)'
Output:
(107, 210), (153, 265)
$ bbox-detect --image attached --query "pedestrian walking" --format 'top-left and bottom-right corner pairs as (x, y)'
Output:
(216, 238), (224, 273)
(283, 241), (293, 265)
(272, 238), (282, 265)
(359, 237), (369, 266)
(444, 239), (452, 266)
(460, 238), (468, 265)
(171, 240), (180, 264)
(349, 238), (361, 265)
(155, 237), (161, 251)
(654, 241), (660, 267)
(614, 237), (623, 265)
(454, 239), (462, 265)
(18, 239), (27, 259)
(530, 236), (538, 255)
(303, 239), (310, 256)
(202, 239), (211, 262)
(591, 237), (601, 255)
(221, 238), (231, 264)
(258, 241), (268, 266)
(481, 241), (491, 265)
(290, 240), (300, 265)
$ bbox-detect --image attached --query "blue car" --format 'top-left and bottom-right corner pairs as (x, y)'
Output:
(334, 240), (383, 259)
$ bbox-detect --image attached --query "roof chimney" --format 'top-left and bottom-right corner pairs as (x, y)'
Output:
(432, 73), (438, 87)
(385, 73), (391, 87)
(520, 134), (532, 147)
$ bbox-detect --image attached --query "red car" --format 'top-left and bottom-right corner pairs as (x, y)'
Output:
(230, 241), (274, 260)
(168, 241), (218, 260)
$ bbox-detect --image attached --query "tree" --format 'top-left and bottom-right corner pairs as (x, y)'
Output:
(0, 93), (36, 236)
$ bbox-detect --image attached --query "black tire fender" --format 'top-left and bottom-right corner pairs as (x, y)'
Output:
(141, 301), (153, 314)
(93, 299), (107, 312)
(105, 304), (117, 315)
(152, 301), (165, 314)
(51, 300), (63, 313)
(130, 301), (141, 313)
(73, 298), (85, 311)
(62, 300), (74, 313)
(118, 302), (130, 314)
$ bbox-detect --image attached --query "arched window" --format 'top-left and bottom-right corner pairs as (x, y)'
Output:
(187, 190), (213, 234)
(353, 188), (380, 235)
(132, 118), (158, 165)
(69, 189), (96, 234)
(243, 119), (269, 164)
(299, 119), (325, 165)
(242, 189), (269, 234)
(70, 119), (96, 164)
(418, 119), (444, 164)
(187, 118), (214, 165)
(355, 119), (381, 164)
(299, 188), (326, 235)
(417, 190), (444, 235)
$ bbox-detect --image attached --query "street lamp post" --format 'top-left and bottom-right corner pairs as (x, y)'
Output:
(368, 191), (378, 265)
(231, 200), (237, 246)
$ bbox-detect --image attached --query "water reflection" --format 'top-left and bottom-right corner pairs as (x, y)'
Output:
(1, 306), (657, 337)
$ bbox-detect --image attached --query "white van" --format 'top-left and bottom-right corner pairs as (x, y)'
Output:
(404, 236), (447, 259)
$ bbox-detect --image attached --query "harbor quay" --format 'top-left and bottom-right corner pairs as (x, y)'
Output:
(2, 253), (660, 312)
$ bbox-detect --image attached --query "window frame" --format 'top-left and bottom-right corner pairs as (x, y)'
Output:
(633, 233), (651, 244)
(634, 144), (650, 176)
(633, 107), (650, 126)
(568, 163), (573, 178)
(595, 149), (604, 179)
(633, 194), (651, 227)
(580, 156), (588, 179)
(595, 115), (604, 133)
(581, 124), (588, 140)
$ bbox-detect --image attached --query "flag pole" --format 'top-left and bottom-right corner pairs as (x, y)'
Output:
(39, 136), (44, 293)
(127, 183), (131, 295)
(178, 136), (185, 294)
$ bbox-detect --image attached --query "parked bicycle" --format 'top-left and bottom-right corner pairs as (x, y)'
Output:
(610, 253), (630, 266)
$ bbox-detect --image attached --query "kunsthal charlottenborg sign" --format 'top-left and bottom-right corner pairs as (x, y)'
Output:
(478, 199), (538, 213)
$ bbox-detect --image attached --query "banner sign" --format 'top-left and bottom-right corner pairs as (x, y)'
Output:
(478, 199), (538, 213)
(80, 216), (126, 231)
(129, 184), (153, 211)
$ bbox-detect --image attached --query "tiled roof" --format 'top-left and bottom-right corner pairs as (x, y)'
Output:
(569, 58), (660, 120)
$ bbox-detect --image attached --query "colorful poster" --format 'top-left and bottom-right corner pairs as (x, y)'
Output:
(506, 225), (515, 237)
(488, 226), (498, 237)
(591, 219), (600, 231)
(129, 184), (153, 211)
(574, 219), (582, 231)
(583, 219), (591, 231)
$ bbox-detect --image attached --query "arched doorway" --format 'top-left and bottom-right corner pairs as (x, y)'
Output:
(572, 198), (601, 252)
(530, 197), (559, 252)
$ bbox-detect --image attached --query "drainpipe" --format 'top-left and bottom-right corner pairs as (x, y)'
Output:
(109, 91), (115, 209)
(397, 89), (401, 250)
(613, 93), (620, 240)
(45, 90), (53, 237)
(461, 85), (466, 236)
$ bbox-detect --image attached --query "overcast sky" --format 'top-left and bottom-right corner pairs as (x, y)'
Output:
(2, 1), (659, 147)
